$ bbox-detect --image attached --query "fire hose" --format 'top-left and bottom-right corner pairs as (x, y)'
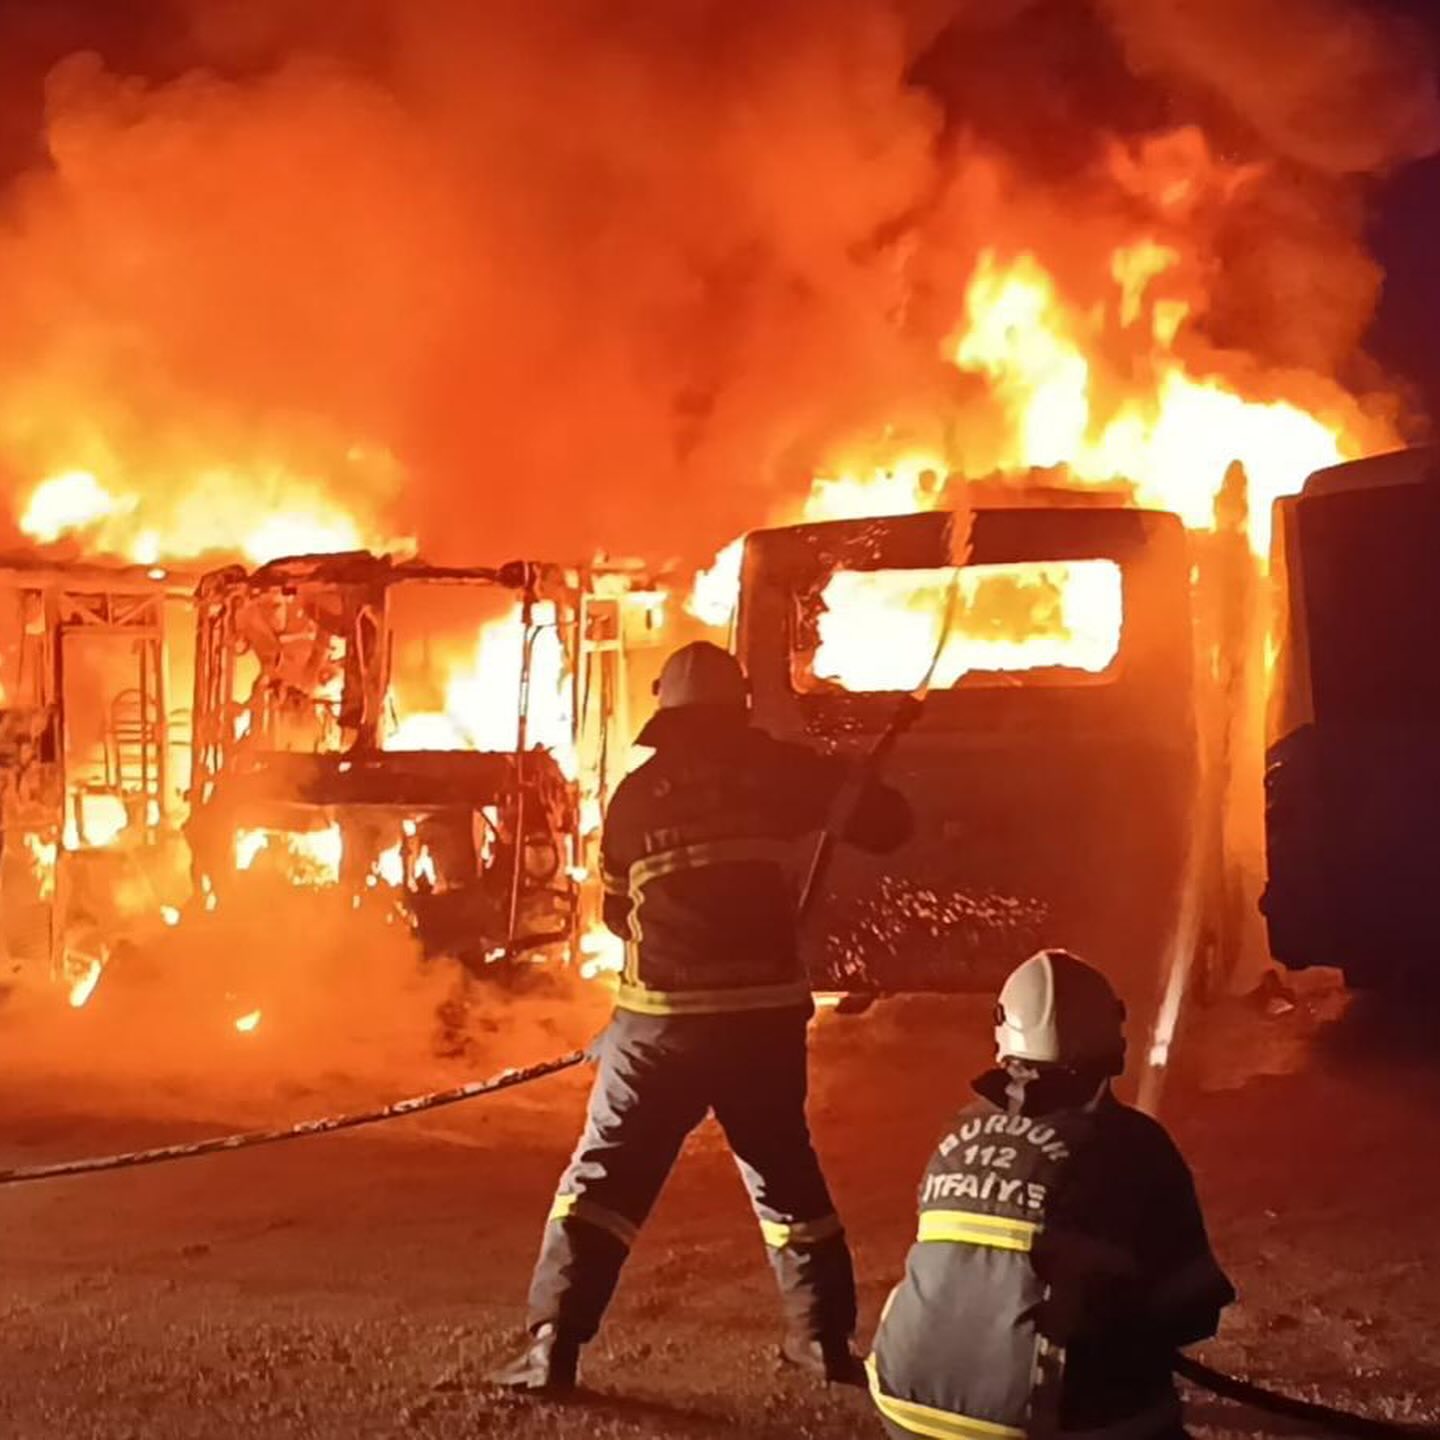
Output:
(0, 1048), (589, 1188)
(1174, 1353), (1440, 1439)
(0, 533), (958, 1189)
(6, 536), (1432, 1437)
(798, 514), (968, 919)
(4, 1075), (1431, 1440)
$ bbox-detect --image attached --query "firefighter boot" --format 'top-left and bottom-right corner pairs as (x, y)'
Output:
(779, 1333), (865, 1387)
(488, 1324), (582, 1394)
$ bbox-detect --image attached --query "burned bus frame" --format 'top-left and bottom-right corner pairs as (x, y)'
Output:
(186, 552), (581, 967)
(736, 501), (1198, 1017)
(0, 558), (189, 979)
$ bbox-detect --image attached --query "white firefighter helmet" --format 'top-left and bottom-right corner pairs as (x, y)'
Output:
(994, 948), (1126, 1074)
(652, 641), (748, 712)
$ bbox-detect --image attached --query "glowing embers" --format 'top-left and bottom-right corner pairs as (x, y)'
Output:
(233, 824), (344, 885)
(804, 559), (1124, 694)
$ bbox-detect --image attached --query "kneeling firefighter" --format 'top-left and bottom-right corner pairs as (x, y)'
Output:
(869, 949), (1234, 1440)
(492, 641), (913, 1393)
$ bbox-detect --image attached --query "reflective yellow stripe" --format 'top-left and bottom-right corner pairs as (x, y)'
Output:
(600, 866), (629, 896)
(615, 979), (810, 1016)
(630, 838), (790, 890)
(548, 1194), (639, 1248)
(918, 1209), (1039, 1253)
(614, 979), (811, 1016)
(866, 1356), (1025, 1440)
(618, 835), (804, 1014)
(759, 1212), (844, 1249)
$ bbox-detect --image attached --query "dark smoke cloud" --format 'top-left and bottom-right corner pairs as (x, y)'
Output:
(0, 0), (1430, 566)
(1098, 0), (1440, 175)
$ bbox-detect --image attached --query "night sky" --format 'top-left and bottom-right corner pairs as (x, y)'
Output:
(1367, 0), (1440, 429)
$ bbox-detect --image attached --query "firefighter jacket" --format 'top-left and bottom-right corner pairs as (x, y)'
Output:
(599, 708), (911, 1017)
(869, 1069), (1234, 1440)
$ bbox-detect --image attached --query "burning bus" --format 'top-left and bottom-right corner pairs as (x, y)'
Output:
(1263, 447), (1440, 991)
(0, 556), (193, 1000)
(0, 529), (686, 1016)
(182, 549), (677, 972)
(735, 494), (1198, 1016)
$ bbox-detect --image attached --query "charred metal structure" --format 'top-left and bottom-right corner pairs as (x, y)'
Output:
(1264, 447), (1440, 989)
(186, 553), (579, 966)
(736, 501), (1197, 1011)
(0, 559), (191, 980)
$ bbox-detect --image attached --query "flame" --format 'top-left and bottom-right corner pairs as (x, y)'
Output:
(386, 601), (575, 773)
(810, 561), (1123, 693)
(233, 825), (343, 884)
(17, 460), (407, 566)
(687, 452), (948, 628)
(805, 452), (947, 523)
(578, 924), (624, 981)
(234, 829), (269, 872)
(374, 841), (406, 888)
(956, 255), (1092, 471)
(233, 1009), (262, 1033)
(67, 957), (103, 1008)
(951, 247), (1366, 557)
(1113, 241), (1180, 328)
(689, 538), (746, 628)
(20, 470), (123, 543)
(64, 793), (130, 850)
(22, 832), (58, 902)
(690, 233), (1388, 622)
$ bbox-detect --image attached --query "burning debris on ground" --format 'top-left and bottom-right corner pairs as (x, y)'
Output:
(0, 0), (1437, 1435)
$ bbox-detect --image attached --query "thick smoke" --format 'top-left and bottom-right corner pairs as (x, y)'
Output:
(0, 0), (1431, 566)
(1099, 0), (1440, 175)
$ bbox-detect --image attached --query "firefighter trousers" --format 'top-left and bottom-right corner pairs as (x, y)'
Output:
(525, 1005), (855, 1344)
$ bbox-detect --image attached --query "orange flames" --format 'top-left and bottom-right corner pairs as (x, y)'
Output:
(951, 246), (1368, 557)
(0, 23), (1415, 1030)
(18, 460), (405, 566)
(385, 601), (575, 774)
(809, 561), (1124, 694)
(691, 227), (1395, 633)
(67, 956), (103, 1009)
(234, 826), (344, 885)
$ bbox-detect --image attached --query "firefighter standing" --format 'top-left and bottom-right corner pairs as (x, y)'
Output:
(869, 949), (1234, 1440)
(492, 641), (912, 1393)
